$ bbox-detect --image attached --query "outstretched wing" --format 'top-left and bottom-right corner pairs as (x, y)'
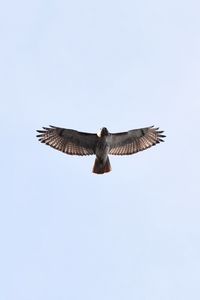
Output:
(36, 126), (98, 156)
(108, 126), (165, 155)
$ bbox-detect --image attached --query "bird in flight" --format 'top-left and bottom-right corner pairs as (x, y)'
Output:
(36, 125), (165, 174)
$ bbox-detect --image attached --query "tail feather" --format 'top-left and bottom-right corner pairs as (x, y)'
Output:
(92, 157), (111, 174)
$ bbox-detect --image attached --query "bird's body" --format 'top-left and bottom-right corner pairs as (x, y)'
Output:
(93, 129), (111, 174)
(36, 125), (165, 174)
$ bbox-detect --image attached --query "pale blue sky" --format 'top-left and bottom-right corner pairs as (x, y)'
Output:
(1, 0), (200, 299)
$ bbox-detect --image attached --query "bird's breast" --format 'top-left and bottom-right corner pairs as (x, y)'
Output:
(95, 139), (109, 161)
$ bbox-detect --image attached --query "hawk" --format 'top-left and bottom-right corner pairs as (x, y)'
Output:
(36, 125), (165, 174)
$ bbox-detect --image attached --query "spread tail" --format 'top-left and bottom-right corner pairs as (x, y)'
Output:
(92, 157), (111, 174)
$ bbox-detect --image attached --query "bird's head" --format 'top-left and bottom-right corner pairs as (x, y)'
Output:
(97, 127), (109, 137)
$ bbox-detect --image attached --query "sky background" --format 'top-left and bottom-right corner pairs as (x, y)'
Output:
(1, 0), (200, 299)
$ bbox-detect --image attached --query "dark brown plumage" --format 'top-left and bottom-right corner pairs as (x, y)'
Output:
(36, 125), (165, 174)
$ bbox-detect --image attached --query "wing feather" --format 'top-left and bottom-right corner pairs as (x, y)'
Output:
(36, 126), (98, 156)
(109, 126), (165, 155)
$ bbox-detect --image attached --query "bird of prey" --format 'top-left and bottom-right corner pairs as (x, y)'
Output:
(36, 125), (165, 174)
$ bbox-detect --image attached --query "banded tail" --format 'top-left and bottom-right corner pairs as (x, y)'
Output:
(92, 157), (111, 174)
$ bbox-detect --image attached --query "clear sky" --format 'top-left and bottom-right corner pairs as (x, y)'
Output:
(1, 0), (200, 299)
